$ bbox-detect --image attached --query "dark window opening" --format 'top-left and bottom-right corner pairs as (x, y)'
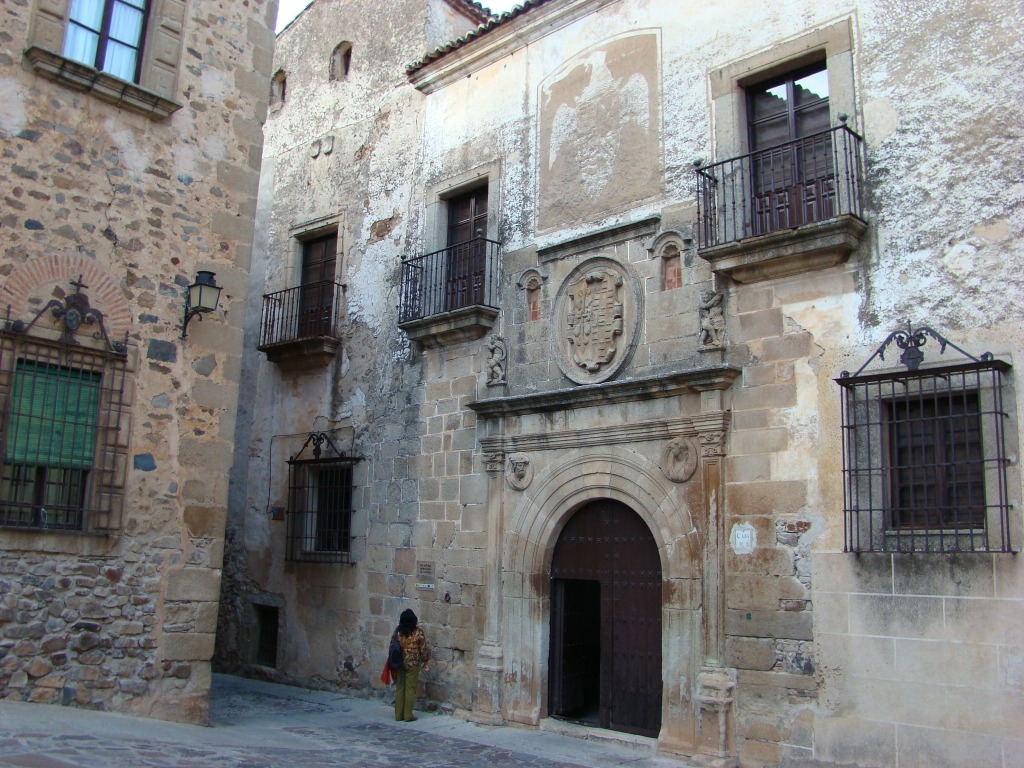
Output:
(286, 444), (356, 564)
(527, 284), (541, 322)
(661, 243), (682, 291)
(331, 42), (352, 80)
(271, 70), (287, 107)
(886, 393), (986, 529)
(837, 329), (1013, 554)
(253, 604), (279, 668)
(63, 0), (149, 83)
(0, 341), (127, 533)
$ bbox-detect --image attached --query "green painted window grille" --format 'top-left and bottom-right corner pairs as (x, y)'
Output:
(6, 361), (101, 468)
(1, 361), (101, 530)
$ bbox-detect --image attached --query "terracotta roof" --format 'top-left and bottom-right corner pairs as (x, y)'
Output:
(443, 0), (494, 24)
(407, 0), (552, 75)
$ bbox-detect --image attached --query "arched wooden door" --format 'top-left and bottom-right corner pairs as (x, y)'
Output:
(548, 499), (662, 737)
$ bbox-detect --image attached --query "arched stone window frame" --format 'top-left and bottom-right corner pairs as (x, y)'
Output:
(331, 42), (352, 81)
(270, 70), (287, 110)
(516, 268), (548, 323)
(648, 229), (691, 292)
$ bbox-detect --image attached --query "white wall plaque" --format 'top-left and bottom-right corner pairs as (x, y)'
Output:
(730, 522), (756, 555)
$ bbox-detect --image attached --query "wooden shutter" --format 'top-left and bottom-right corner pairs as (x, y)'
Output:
(6, 362), (101, 469)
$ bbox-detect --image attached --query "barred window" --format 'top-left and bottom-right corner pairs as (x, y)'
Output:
(837, 326), (1013, 554)
(285, 432), (357, 564)
(0, 335), (128, 532)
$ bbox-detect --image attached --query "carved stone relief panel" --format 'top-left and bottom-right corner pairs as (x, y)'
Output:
(552, 256), (641, 385)
(661, 436), (699, 483)
(699, 290), (726, 347)
(485, 334), (507, 387)
(537, 31), (662, 232)
(505, 453), (533, 491)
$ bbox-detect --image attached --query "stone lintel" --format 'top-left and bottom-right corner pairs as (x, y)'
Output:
(470, 366), (740, 419)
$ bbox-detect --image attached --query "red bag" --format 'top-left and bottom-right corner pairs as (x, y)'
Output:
(380, 659), (395, 686)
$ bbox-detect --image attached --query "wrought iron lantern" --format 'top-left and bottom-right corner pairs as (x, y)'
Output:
(181, 271), (222, 339)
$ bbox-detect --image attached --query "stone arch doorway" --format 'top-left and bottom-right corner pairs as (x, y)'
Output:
(548, 498), (662, 737)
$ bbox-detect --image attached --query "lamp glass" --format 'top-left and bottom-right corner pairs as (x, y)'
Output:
(189, 272), (222, 312)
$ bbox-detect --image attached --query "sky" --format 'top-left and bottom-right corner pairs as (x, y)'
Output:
(275, 0), (524, 32)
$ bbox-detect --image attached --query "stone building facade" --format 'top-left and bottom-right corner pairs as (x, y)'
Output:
(0, 0), (274, 723)
(223, 0), (1024, 766)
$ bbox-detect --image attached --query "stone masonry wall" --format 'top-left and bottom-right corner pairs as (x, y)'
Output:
(0, 0), (274, 723)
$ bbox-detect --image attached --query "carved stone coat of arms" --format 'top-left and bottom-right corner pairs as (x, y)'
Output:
(567, 269), (623, 372)
(554, 257), (640, 384)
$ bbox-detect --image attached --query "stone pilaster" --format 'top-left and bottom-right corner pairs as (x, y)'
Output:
(470, 449), (506, 723)
(691, 392), (737, 764)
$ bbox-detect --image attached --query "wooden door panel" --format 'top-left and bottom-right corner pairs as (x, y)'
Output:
(550, 500), (662, 736)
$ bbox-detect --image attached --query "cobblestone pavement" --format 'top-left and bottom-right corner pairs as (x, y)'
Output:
(0, 674), (695, 768)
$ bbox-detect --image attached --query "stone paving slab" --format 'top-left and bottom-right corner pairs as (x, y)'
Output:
(0, 675), (694, 768)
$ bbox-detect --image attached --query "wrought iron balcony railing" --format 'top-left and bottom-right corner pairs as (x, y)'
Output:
(695, 123), (865, 250)
(257, 280), (345, 349)
(398, 236), (502, 324)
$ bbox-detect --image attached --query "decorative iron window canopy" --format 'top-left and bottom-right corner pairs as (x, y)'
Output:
(839, 322), (998, 380)
(835, 322), (1014, 554)
(3, 276), (127, 356)
(286, 430), (361, 465)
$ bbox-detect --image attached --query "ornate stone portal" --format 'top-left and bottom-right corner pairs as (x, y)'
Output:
(553, 257), (641, 384)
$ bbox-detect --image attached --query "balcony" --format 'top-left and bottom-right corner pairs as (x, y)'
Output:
(257, 280), (345, 368)
(398, 236), (502, 347)
(695, 123), (867, 283)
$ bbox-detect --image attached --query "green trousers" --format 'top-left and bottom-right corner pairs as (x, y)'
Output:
(394, 665), (420, 721)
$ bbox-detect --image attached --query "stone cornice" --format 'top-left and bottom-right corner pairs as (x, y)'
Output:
(537, 216), (661, 263)
(480, 406), (732, 454)
(468, 366), (740, 419)
(481, 415), (689, 453)
(24, 46), (181, 119)
(408, 0), (621, 94)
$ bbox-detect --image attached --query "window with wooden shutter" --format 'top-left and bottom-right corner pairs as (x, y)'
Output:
(0, 337), (130, 533)
(837, 326), (1014, 554)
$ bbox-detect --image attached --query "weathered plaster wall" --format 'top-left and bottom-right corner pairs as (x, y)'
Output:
(219, 0), (488, 706)
(226, 0), (1024, 765)
(0, 0), (274, 724)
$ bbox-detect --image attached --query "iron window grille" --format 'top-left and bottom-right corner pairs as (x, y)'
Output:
(398, 235), (502, 324)
(286, 432), (358, 564)
(0, 285), (129, 533)
(837, 324), (1014, 554)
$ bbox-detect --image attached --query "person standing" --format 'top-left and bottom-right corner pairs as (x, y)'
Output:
(393, 608), (430, 721)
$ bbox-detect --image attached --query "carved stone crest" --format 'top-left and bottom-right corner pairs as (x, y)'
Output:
(505, 453), (533, 491)
(698, 430), (726, 457)
(567, 269), (622, 372)
(661, 436), (699, 483)
(553, 257), (640, 385)
(483, 452), (505, 474)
